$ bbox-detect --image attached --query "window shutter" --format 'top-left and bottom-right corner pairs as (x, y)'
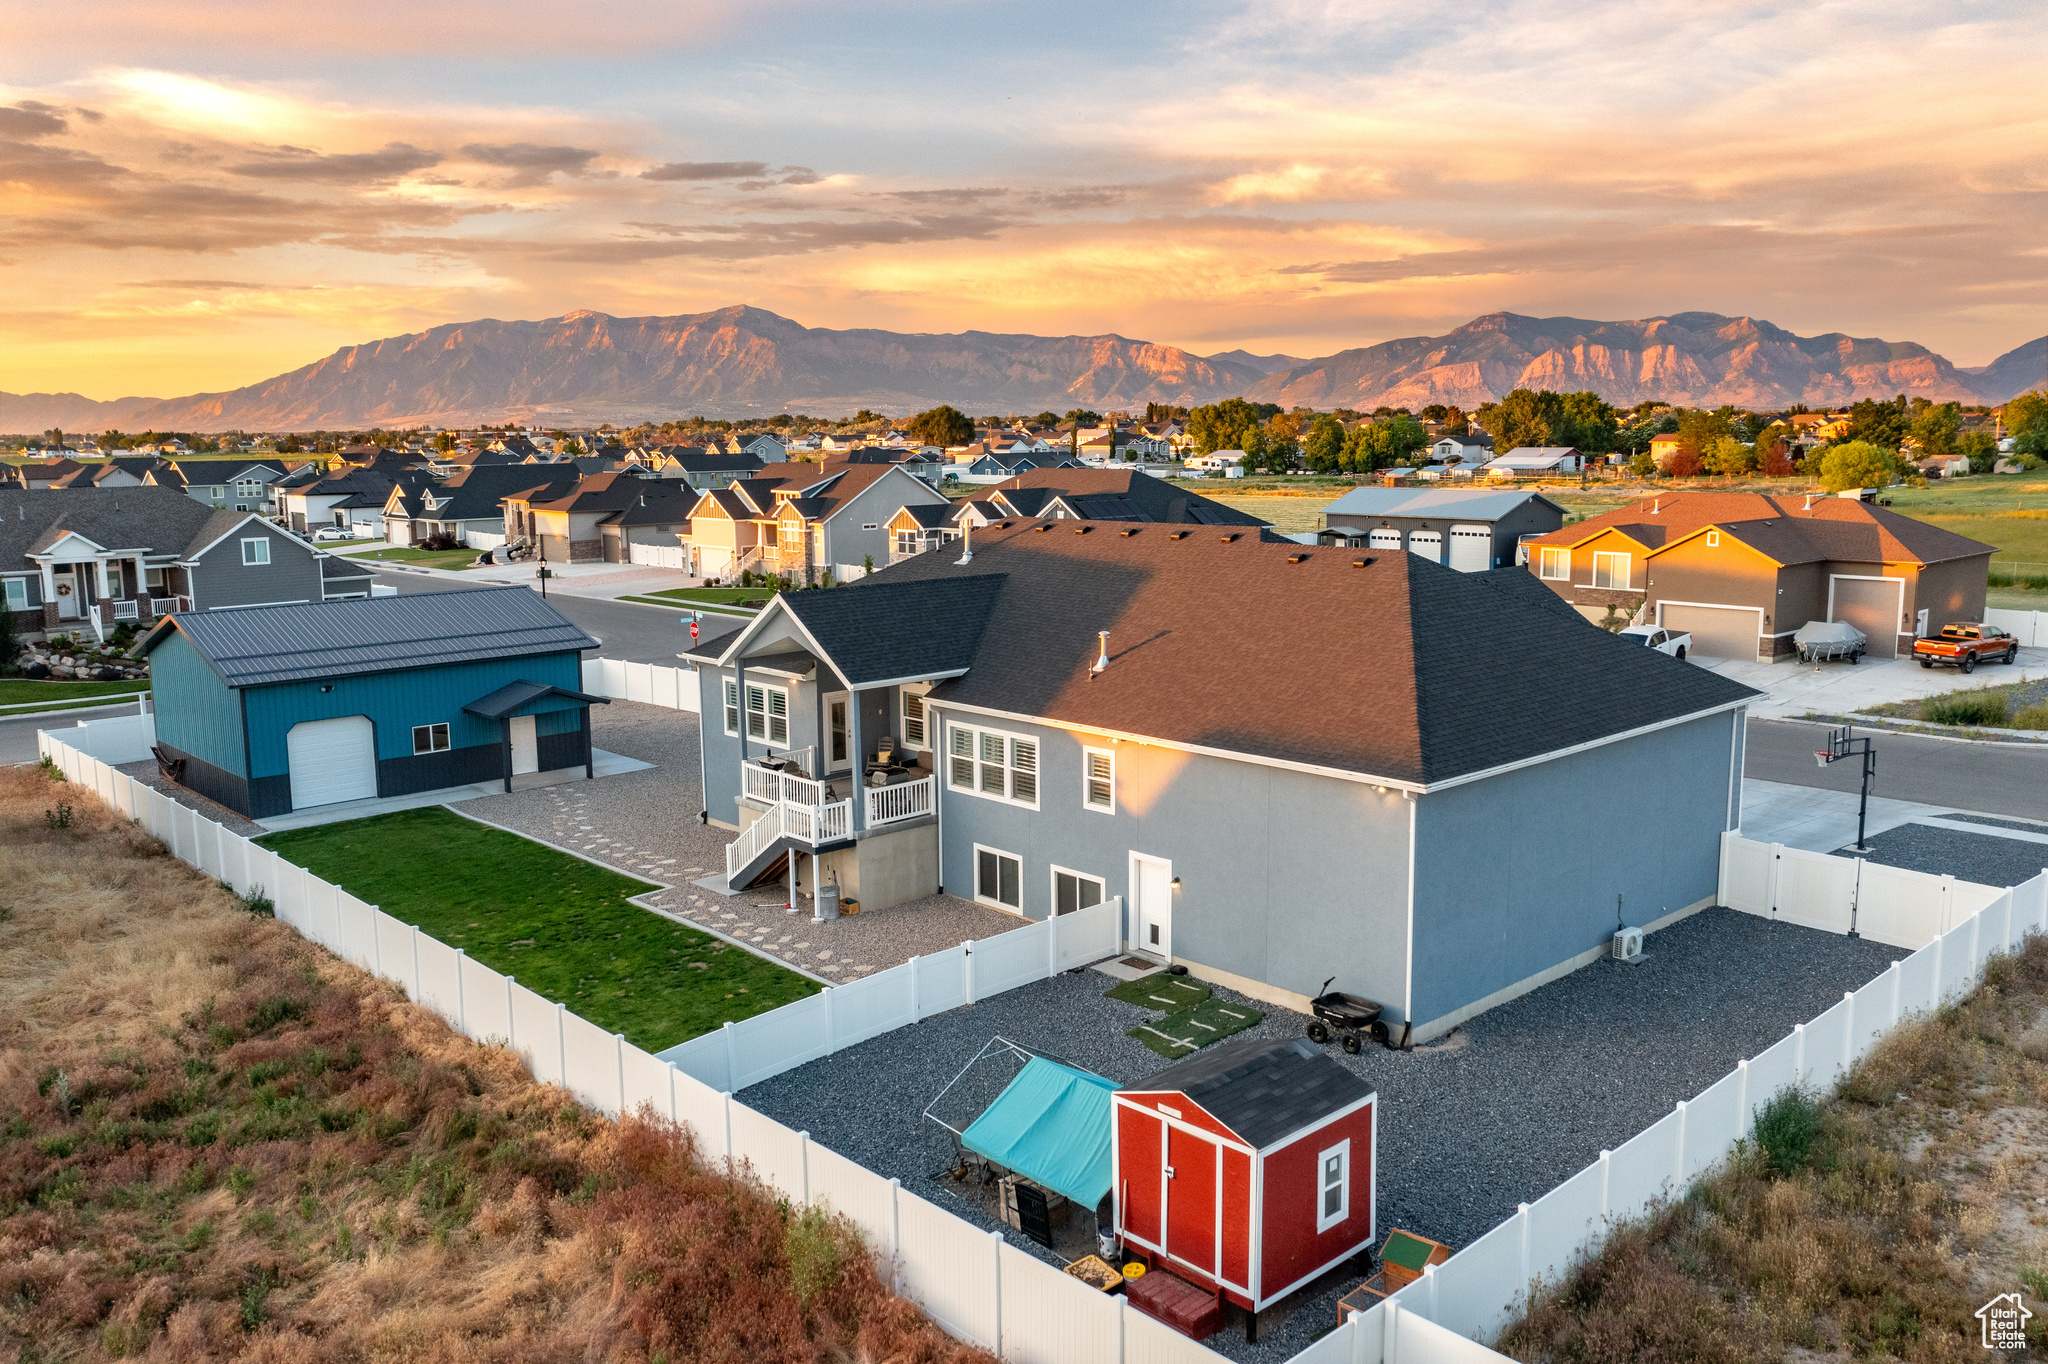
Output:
(950, 726), (974, 788)
(767, 688), (788, 745)
(902, 692), (925, 747)
(724, 680), (740, 736)
(1086, 750), (1113, 809)
(979, 731), (1006, 793)
(1010, 738), (1038, 802)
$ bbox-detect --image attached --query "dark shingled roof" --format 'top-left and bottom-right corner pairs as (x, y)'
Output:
(320, 556), (373, 582)
(1125, 1037), (1372, 1150)
(137, 585), (598, 688)
(991, 468), (1269, 526)
(1472, 566), (1596, 625)
(775, 519), (1760, 787)
(0, 488), (282, 567)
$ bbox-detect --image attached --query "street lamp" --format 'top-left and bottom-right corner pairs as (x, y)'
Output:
(1813, 723), (1877, 855)
(535, 562), (552, 598)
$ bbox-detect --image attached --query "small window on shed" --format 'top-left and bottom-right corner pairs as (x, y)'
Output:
(240, 537), (270, 566)
(412, 723), (450, 755)
(1317, 1139), (1350, 1232)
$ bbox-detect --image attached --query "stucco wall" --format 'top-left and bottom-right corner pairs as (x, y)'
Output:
(1407, 709), (1739, 1030)
(928, 702), (1414, 1015)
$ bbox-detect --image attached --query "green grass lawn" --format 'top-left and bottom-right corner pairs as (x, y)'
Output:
(618, 586), (771, 614)
(0, 677), (151, 712)
(255, 807), (819, 1051)
(342, 545), (480, 570)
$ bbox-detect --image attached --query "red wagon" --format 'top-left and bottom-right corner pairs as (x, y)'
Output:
(1113, 1037), (1377, 1338)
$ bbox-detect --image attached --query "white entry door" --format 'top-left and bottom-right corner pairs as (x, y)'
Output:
(1132, 854), (1173, 961)
(509, 715), (539, 774)
(286, 716), (378, 810)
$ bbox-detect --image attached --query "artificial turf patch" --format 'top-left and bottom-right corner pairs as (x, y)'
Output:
(1103, 972), (1212, 1011)
(1128, 999), (1265, 1058)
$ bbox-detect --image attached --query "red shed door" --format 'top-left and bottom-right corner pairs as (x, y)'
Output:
(1165, 1124), (1218, 1278)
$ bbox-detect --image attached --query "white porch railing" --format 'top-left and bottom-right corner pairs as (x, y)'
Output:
(866, 774), (934, 826)
(112, 598), (140, 621)
(150, 595), (189, 615)
(724, 795), (856, 882)
(739, 751), (818, 805)
(726, 800), (787, 881)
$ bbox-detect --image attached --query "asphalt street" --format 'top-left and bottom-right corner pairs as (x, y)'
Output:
(1745, 717), (2048, 822)
(369, 567), (704, 664)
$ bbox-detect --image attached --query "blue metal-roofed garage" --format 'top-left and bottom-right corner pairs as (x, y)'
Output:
(137, 586), (608, 821)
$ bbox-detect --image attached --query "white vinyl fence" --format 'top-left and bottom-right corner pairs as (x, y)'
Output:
(1718, 831), (2007, 948)
(628, 541), (690, 571)
(1983, 606), (2048, 647)
(581, 657), (700, 713)
(45, 710), (158, 763)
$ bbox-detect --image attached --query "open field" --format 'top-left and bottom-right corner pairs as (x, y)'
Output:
(1499, 937), (2048, 1362)
(0, 764), (986, 1364)
(256, 807), (818, 1052)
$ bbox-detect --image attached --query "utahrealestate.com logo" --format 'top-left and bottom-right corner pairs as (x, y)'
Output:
(1977, 1293), (2031, 1350)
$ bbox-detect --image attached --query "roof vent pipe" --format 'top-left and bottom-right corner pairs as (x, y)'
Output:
(1092, 630), (1110, 676)
(1652, 498), (1660, 514)
(954, 517), (973, 565)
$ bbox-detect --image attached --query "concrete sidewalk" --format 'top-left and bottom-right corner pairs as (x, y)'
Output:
(1697, 648), (2048, 720)
(1739, 776), (2048, 853)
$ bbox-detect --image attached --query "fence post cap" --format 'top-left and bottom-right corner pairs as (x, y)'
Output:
(1844, 991), (1855, 1002)
(1517, 1201), (1530, 1214)
(1599, 1148), (1611, 1161)
(1737, 1057), (1749, 1069)
(1675, 1099), (1687, 1112)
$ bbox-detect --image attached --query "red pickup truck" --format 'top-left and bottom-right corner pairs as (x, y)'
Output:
(1913, 623), (2019, 673)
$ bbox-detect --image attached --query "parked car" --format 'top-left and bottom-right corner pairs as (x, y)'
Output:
(1912, 623), (2019, 673)
(310, 526), (358, 542)
(1618, 624), (1690, 660)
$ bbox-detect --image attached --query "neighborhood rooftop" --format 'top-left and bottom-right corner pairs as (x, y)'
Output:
(138, 585), (599, 688)
(1527, 489), (1993, 565)
(1129, 1036), (1372, 1151)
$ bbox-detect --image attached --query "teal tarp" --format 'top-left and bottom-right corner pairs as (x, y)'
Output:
(960, 1056), (1116, 1209)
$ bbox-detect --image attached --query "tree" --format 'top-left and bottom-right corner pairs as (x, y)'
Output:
(1760, 440), (1797, 477)
(1666, 445), (1705, 478)
(1440, 405), (1469, 436)
(1342, 414), (1427, 473)
(1144, 402), (1188, 423)
(1559, 391), (1620, 454)
(1909, 400), (1961, 457)
(851, 409), (885, 424)
(1958, 430), (1997, 474)
(906, 405), (974, 447)
(1029, 411), (1060, 426)
(1817, 440), (1896, 492)
(1419, 404), (1449, 422)
(1302, 415), (1346, 472)
(2005, 391), (2048, 457)
(432, 430), (456, 452)
(1186, 398), (1263, 455)
(1704, 435), (1755, 477)
(1472, 388), (1614, 453)
(42, 427), (65, 449)
(1629, 449), (1657, 477)
(560, 438), (585, 457)
(1842, 396), (1909, 451)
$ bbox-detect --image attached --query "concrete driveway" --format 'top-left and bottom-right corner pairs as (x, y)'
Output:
(1696, 646), (2048, 718)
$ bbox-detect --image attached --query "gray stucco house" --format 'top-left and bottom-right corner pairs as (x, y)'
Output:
(1315, 486), (1566, 572)
(686, 519), (1759, 1041)
(2, 487), (360, 640)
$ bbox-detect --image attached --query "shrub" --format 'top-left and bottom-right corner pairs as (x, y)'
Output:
(1922, 691), (2010, 726)
(420, 531), (459, 551)
(1751, 1086), (1822, 1175)
(2010, 702), (2048, 730)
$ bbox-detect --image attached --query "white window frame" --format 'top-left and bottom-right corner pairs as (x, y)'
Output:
(1082, 745), (1115, 814)
(900, 683), (931, 750)
(1705, 530), (1719, 547)
(1536, 546), (1568, 581)
(973, 843), (1023, 912)
(1050, 864), (1106, 917)
(1591, 550), (1630, 589)
(825, 691), (850, 771)
(3, 578), (26, 611)
(1317, 1138), (1351, 1232)
(947, 721), (1039, 809)
(412, 722), (450, 755)
(240, 537), (270, 566)
(745, 680), (789, 745)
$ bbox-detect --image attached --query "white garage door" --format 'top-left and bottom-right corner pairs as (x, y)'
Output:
(1448, 524), (1492, 573)
(1407, 529), (1443, 563)
(1660, 604), (1760, 661)
(1367, 528), (1402, 551)
(286, 716), (378, 810)
(1830, 577), (1905, 659)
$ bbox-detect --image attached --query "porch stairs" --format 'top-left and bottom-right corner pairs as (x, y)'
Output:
(723, 794), (854, 892)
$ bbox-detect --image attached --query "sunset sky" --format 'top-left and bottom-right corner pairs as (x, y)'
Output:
(4, 0), (2044, 399)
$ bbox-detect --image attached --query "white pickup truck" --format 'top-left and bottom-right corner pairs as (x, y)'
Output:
(1618, 624), (1691, 660)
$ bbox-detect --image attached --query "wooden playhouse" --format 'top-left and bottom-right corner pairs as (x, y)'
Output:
(1113, 1037), (1377, 1334)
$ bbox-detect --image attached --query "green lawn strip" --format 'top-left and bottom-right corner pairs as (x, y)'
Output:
(343, 546), (480, 570)
(617, 594), (757, 615)
(0, 678), (152, 707)
(255, 806), (817, 1052)
(1128, 1000), (1265, 1058)
(1103, 973), (1211, 1011)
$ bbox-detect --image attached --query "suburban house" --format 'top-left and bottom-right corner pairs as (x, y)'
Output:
(1522, 490), (1997, 658)
(641, 447), (768, 489)
(496, 471), (652, 563)
(678, 460), (950, 582)
(140, 586), (606, 820)
(597, 481), (698, 563)
(381, 465), (578, 547)
(1, 487), (349, 639)
(1424, 434), (1494, 464)
(279, 468), (409, 536)
(166, 459), (299, 512)
(1480, 447), (1581, 478)
(685, 519), (1760, 1042)
(883, 504), (965, 563)
(986, 468), (1267, 526)
(45, 457), (171, 490)
(5, 459), (84, 490)
(1314, 486), (1567, 571)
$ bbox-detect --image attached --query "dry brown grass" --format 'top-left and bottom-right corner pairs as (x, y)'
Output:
(0, 766), (991, 1364)
(1499, 938), (2048, 1363)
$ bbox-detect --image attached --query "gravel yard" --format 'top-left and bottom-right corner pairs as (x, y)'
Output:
(740, 907), (1897, 1363)
(116, 758), (265, 836)
(1835, 817), (2048, 888)
(448, 700), (1015, 982)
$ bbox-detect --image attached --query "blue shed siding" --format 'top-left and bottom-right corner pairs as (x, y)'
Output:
(1407, 710), (1739, 1030)
(149, 630), (247, 776)
(241, 651), (584, 777)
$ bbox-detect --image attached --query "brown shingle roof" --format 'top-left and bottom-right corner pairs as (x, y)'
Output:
(1527, 491), (1994, 567)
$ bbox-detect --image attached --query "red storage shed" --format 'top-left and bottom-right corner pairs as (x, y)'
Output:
(1114, 1037), (1376, 1318)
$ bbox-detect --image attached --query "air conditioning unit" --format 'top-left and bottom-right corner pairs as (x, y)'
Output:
(1612, 927), (1644, 964)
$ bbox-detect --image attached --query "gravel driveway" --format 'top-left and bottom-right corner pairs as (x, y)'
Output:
(449, 701), (1015, 981)
(1836, 817), (2048, 889)
(740, 907), (1897, 1362)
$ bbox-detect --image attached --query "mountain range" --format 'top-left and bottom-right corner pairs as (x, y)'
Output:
(5, 306), (2043, 433)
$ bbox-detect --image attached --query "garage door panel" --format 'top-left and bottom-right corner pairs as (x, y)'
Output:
(1830, 578), (1903, 659)
(1407, 529), (1442, 564)
(1448, 524), (1491, 573)
(287, 716), (378, 810)
(1661, 605), (1759, 661)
